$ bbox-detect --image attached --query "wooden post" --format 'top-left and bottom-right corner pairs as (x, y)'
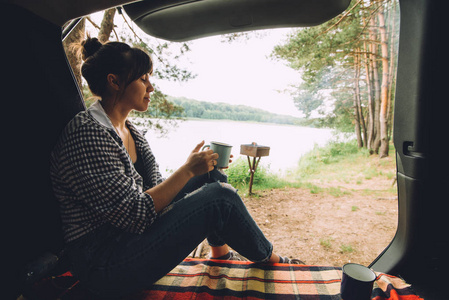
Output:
(247, 156), (262, 194)
(240, 143), (270, 195)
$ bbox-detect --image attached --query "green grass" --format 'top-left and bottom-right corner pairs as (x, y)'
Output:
(320, 237), (333, 250)
(291, 140), (371, 181)
(328, 186), (350, 197)
(225, 157), (303, 194)
(340, 244), (355, 253)
(225, 139), (396, 196)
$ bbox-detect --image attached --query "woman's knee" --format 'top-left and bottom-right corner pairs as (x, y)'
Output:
(205, 182), (244, 208)
(182, 182), (241, 210)
(205, 181), (238, 197)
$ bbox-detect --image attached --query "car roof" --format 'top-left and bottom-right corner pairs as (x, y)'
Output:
(7, 0), (350, 40)
(123, 0), (350, 42)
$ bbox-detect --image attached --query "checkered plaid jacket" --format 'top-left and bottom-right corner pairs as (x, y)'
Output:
(50, 101), (164, 243)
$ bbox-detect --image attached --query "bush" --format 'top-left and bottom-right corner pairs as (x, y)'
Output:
(226, 157), (284, 191)
(296, 140), (366, 177)
(225, 157), (251, 188)
(226, 157), (267, 186)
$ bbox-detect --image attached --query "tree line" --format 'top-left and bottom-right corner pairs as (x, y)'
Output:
(168, 96), (307, 125)
(273, 0), (399, 157)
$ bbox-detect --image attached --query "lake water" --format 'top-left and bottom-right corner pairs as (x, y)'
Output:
(144, 119), (335, 177)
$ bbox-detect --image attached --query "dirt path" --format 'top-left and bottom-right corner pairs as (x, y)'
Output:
(241, 187), (397, 267)
(196, 156), (398, 268)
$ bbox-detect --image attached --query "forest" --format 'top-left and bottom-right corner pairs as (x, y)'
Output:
(272, 0), (399, 157)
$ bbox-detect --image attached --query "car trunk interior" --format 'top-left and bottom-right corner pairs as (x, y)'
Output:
(3, 0), (447, 298)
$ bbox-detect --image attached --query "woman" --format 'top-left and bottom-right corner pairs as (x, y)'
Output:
(50, 37), (302, 298)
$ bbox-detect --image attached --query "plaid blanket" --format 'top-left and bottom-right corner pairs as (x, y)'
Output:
(26, 258), (423, 299)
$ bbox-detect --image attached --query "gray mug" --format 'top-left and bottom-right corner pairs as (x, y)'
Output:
(202, 141), (233, 168)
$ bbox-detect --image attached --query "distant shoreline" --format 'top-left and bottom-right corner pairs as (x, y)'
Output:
(131, 115), (329, 129)
(179, 117), (320, 128)
(167, 96), (315, 127)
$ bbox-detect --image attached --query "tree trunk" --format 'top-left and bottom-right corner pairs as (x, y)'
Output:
(62, 18), (85, 87)
(98, 8), (116, 43)
(353, 89), (363, 148)
(369, 14), (381, 154)
(378, 5), (390, 158)
(363, 40), (375, 153)
(386, 0), (399, 143)
(354, 51), (367, 148)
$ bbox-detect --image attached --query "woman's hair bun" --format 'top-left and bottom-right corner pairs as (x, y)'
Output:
(81, 37), (103, 61)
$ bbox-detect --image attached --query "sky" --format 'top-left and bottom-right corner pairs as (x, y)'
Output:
(88, 12), (303, 118)
(154, 29), (304, 117)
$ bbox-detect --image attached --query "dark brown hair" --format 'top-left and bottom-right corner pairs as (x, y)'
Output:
(80, 37), (153, 97)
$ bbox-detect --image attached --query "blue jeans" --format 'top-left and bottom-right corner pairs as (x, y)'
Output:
(67, 169), (273, 298)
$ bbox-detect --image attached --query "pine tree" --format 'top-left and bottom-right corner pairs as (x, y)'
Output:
(272, 0), (399, 157)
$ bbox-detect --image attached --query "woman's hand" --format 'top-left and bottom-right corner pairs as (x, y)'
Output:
(146, 141), (216, 212)
(184, 141), (219, 176)
(219, 154), (234, 169)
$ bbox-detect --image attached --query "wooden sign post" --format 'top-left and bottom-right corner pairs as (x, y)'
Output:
(240, 142), (270, 194)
